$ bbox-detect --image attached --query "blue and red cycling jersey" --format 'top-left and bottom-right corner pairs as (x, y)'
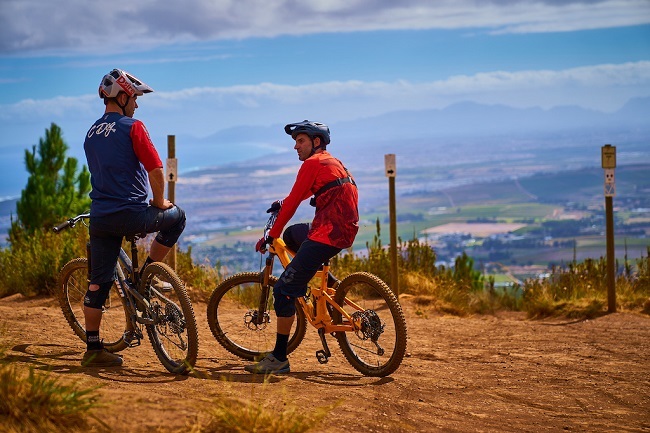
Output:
(270, 151), (359, 249)
(84, 112), (162, 217)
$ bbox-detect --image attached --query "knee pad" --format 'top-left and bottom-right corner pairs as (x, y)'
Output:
(283, 223), (310, 253)
(273, 286), (296, 317)
(84, 281), (113, 309)
(155, 206), (186, 247)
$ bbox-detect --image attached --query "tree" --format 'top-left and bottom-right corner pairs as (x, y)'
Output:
(11, 123), (90, 237)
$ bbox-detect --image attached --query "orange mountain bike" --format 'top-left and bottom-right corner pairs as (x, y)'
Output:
(206, 212), (407, 377)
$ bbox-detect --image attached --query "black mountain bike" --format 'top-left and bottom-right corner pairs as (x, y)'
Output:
(53, 213), (198, 374)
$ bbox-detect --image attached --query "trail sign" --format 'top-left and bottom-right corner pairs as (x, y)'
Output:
(166, 158), (178, 183)
(601, 144), (616, 169)
(385, 154), (396, 177)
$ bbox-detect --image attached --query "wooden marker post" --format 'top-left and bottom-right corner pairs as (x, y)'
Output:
(385, 154), (399, 298)
(602, 144), (616, 313)
(166, 135), (178, 270)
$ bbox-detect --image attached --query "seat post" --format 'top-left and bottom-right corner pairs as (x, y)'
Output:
(127, 236), (139, 276)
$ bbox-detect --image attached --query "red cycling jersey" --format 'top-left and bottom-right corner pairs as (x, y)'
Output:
(131, 120), (162, 172)
(269, 151), (359, 249)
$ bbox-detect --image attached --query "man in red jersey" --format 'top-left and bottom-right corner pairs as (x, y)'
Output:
(82, 69), (186, 367)
(246, 120), (359, 374)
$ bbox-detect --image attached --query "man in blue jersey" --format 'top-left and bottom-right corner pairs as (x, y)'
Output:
(82, 69), (186, 367)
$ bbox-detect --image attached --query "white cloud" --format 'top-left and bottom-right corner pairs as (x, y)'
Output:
(1, 0), (648, 54)
(0, 94), (96, 119)
(149, 60), (650, 115)
(1, 61), (648, 139)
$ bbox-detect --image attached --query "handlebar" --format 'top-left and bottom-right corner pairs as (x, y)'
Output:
(53, 213), (90, 233)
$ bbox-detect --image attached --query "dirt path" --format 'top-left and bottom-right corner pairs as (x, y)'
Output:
(1, 294), (649, 432)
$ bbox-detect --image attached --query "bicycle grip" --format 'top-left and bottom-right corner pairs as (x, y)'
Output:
(53, 220), (71, 233)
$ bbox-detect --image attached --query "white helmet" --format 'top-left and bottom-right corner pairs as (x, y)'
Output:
(98, 68), (153, 99)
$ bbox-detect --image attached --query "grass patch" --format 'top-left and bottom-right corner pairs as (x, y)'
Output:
(0, 325), (105, 433)
(183, 383), (339, 433)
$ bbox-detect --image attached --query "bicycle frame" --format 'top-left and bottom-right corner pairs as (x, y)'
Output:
(55, 214), (170, 344)
(115, 236), (183, 336)
(263, 235), (364, 335)
(208, 212), (408, 374)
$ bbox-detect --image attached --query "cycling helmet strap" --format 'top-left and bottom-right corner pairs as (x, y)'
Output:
(114, 93), (130, 116)
(309, 136), (327, 156)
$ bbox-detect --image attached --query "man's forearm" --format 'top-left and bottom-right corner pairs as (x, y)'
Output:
(148, 167), (166, 206)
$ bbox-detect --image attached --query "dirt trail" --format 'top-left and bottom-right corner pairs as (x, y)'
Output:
(1, 294), (649, 432)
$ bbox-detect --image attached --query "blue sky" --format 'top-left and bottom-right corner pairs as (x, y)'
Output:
(1, 0), (649, 198)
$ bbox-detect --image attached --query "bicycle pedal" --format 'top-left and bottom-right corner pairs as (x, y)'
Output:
(315, 349), (329, 364)
(123, 330), (141, 347)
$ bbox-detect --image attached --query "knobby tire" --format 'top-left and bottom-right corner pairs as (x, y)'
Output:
(333, 272), (408, 377)
(140, 262), (199, 374)
(57, 257), (130, 353)
(206, 272), (307, 360)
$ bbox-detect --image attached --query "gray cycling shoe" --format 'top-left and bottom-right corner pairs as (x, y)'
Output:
(244, 353), (290, 374)
(81, 349), (123, 367)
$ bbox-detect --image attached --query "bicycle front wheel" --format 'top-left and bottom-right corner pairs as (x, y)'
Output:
(57, 258), (130, 353)
(333, 272), (408, 377)
(206, 272), (307, 361)
(140, 262), (199, 374)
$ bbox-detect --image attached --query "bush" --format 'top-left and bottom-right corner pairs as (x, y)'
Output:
(175, 245), (224, 300)
(332, 221), (650, 318)
(0, 226), (87, 297)
(521, 250), (650, 318)
(331, 220), (488, 315)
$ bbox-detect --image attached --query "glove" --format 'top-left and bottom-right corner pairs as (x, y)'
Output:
(255, 235), (274, 253)
(266, 200), (283, 214)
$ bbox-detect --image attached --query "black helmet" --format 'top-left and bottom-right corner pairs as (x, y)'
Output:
(284, 120), (330, 145)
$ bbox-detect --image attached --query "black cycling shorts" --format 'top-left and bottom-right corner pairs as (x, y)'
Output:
(88, 205), (186, 284)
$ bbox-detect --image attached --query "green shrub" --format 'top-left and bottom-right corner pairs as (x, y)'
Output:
(0, 226), (87, 297)
(332, 220), (486, 313)
(175, 245), (224, 300)
(521, 250), (650, 318)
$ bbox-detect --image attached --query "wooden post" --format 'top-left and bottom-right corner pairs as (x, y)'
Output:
(602, 144), (616, 313)
(389, 176), (399, 298)
(167, 135), (177, 271)
(605, 195), (616, 312)
(385, 154), (399, 298)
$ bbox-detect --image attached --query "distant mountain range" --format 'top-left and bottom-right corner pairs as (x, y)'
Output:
(173, 97), (650, 172)
(2, 96), (648, 239)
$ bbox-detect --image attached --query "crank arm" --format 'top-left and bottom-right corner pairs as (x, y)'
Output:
(316, 328), (331, 364)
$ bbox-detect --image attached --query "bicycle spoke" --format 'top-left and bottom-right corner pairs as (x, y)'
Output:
(334, 272), (407, 376)
(207, 272), (307, 361)
(141, 262), (198, 374)
(57, 258), (129, 353)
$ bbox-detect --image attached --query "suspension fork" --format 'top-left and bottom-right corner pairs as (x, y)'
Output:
(256, 253), (275, 325)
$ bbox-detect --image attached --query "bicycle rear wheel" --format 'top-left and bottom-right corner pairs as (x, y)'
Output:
(140, 262), (198, 374)
(57, 258), (130, 353)
(333, 272), (408, 377)
(206, 272), (307, 361)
